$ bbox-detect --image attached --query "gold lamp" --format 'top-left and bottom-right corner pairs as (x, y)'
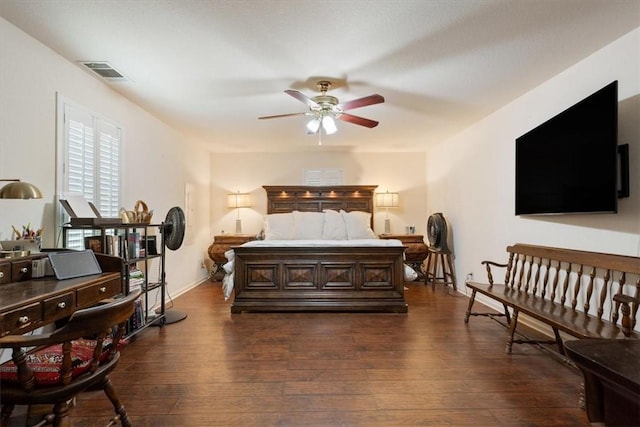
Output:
(227, 191), (251, 234)
(375, 191), (399, 234)
(0, 179), (43, 199)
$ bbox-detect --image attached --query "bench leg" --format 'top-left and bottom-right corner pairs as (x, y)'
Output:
(552, 327), (565, 355)
(506, 310), (519, 354)
(503, 304), (511, 325)
(464, 289), (477, 323)
(464, 290), (511, 325)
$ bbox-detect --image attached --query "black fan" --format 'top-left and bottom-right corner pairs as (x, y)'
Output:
(427, 213), (450, 253)
(160, 207), (187, 324)
(163, 206), (185, 250)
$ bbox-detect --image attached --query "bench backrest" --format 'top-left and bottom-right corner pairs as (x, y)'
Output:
(502, 244), (640, 329)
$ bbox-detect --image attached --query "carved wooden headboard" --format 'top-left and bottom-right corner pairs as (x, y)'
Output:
(263, 185), (377, 226)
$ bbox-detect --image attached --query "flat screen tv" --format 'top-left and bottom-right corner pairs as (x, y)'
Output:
(515, 81), (618, 215)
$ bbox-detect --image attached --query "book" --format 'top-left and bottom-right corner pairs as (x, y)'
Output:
(84, 236), (103, 253)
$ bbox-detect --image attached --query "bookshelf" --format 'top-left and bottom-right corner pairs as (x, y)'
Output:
(62, 223), (166, 337)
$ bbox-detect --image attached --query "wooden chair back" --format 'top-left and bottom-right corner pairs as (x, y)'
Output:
(0, 290), (140, 426)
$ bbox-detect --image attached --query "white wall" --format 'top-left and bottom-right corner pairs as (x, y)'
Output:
(427, 28), (640, 288)
(209, 151), (427, 237)
(0, 18), (211, 297)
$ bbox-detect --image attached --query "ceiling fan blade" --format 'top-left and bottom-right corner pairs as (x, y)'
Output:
(285, 89), (319, 108)
(338, 113), (379, 128)
(338, 94), (384, 111)
(258, 112), (308, 120)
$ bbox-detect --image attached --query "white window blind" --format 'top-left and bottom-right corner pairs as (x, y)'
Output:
(304, 169), (343, 186)
(59, 101), (123, 249)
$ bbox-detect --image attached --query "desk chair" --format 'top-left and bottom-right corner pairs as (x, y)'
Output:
(0, 290), (140, 427)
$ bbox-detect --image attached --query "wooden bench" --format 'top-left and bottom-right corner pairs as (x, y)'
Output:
(464, 244), (640, 354)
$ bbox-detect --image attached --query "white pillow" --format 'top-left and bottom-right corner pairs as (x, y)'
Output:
(341, 210), (377, 239)
(263, 213), (295, 240)
(404, 264), (418, 281)
(322, 209), (348, 240)
(293, 211), (325, 240)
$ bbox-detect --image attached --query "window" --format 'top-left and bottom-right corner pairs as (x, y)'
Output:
(304, 169), (343, 186)
(57, 98), (123, 249)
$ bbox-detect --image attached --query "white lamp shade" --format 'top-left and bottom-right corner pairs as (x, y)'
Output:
(322, 116), (337, 134)
(227, 193), (251, 208)
(375, 192), (399, 208)
(306, 118), (321, 134)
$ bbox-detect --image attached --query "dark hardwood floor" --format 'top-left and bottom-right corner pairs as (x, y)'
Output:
(6, 282), (590, 426)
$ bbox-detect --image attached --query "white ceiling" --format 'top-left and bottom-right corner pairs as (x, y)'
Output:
(1, 0), (639, 153)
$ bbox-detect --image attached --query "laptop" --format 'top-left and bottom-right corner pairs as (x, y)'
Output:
(48, 250), (102, 280)
(0, 239), (40, 253)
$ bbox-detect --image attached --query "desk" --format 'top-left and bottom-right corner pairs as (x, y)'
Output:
(0, 272), (122, 337)
(565, 339), (640, 426)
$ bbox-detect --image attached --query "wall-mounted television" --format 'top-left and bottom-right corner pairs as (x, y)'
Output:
(515, 81), (620, 215)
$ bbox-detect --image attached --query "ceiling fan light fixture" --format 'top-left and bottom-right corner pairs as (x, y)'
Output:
(306, 117), (321, 134)
(322, 116), (337, 134)
(259, 80), (385, 139)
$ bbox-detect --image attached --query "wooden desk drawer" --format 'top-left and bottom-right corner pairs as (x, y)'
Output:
(43, 292), (75, 319)
(76, 277), (121, 306)
(0, 302), (42, 336)
(11, 259), (33, 282)
(0, 263), (10, 284)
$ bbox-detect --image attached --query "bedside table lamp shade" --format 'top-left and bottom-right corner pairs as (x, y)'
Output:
(0, 179), (43, 199)
(228, 191), (251, 233)
(376, 191), (399, 234)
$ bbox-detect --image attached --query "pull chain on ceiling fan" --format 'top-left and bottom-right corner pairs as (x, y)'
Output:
(258, 80), (384, 137)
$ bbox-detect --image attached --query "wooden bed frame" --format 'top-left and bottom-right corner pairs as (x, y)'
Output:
(230, 185), (408, 313)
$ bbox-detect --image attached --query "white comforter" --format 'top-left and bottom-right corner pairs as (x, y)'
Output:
(222, 239), (416, 300)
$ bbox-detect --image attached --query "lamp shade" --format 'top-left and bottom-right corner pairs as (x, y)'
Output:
(0, 180), (43, 199)
(227, 192), (251, 208)
(375, 192), (399, 208)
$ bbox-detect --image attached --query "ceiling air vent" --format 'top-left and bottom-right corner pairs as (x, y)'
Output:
(79, 62), (127, 81)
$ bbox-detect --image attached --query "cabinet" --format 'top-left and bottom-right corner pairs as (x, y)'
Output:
(378, 234), (428, 277)
(207, 234), (257, 280)
(62, 223), (165, 337)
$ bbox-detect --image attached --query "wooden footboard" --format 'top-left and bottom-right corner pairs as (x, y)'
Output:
(230, 246), (408, 313)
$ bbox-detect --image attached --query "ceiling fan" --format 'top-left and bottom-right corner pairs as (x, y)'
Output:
(258, 80), (384, 136)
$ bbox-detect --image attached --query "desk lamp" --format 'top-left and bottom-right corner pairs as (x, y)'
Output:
(0, 179), (43, 199)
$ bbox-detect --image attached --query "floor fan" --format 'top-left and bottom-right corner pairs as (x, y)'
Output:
(159, 206), (187, 324)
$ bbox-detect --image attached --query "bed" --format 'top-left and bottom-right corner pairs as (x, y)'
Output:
(225, 185), (409, 313)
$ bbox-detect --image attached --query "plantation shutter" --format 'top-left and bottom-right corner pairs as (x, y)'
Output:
(61, 103), (122, 249)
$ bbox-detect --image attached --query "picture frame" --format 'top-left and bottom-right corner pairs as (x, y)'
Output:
(84, 236), (103, 253)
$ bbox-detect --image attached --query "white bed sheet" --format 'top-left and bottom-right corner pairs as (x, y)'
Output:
(222, 239), (416, 300)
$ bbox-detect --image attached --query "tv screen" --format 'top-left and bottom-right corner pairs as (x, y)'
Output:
(515, 81), (618, 215)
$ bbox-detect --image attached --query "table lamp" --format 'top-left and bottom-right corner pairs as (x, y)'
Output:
(227, 191), (251, 234)
(375, 191), (399, 234)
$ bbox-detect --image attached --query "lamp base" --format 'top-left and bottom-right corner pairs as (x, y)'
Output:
(235, 218), (242, 234)
(384, 218), (391, 234)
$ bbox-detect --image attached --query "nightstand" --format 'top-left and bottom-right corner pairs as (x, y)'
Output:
(207, 234), (257, 280)
(378, 234), (428, 277)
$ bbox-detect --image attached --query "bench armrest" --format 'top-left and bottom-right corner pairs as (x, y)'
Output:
(480, 261), (508, 285)
(613, 294), (639, 337)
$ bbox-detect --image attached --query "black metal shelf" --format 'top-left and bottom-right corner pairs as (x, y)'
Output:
(62, 223), (166, 338)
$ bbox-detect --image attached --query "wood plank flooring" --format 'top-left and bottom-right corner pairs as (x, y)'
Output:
(6, 282), (590, 426)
